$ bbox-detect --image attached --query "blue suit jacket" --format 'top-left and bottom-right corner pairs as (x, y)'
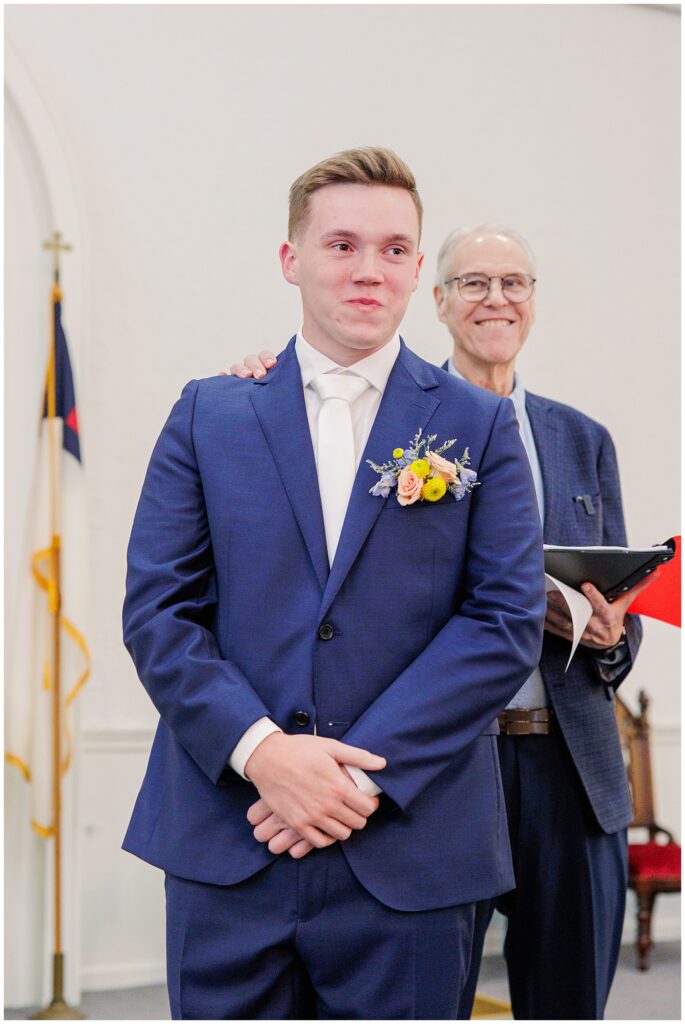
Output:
(525, 391), (640, 833)
(123, 339), (546, 910)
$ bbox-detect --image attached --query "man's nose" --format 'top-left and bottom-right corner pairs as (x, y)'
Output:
(351, 250), (383, 283)
(482, 278), (508, 307)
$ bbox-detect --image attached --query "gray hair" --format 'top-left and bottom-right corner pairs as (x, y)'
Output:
(435, 223), (537, 290)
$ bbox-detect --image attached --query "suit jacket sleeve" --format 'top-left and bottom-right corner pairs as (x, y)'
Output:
(123, 381), (272, 784)
(589, 427), (643, 686)
(341, 397), (547, 812)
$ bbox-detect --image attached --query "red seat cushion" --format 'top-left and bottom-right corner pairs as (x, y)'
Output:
(629, 842), (682, 881)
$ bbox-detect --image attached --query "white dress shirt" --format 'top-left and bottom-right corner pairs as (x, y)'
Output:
(229, 331), (400, 793)
(297, 331), (401, 470)
(447, 359), (548, 709)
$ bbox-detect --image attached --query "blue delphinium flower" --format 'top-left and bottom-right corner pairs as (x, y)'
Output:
(371, 471), (397, 498)
(449, 482), (468, 501)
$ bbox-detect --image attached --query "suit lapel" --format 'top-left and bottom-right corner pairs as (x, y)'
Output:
(250, 339), (329, 591)
(525, 391), (563, 543)
(319, 343), (441, 620)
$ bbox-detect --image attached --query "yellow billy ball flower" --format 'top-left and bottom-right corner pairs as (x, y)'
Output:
(421, 476), (447, 502)
(392, 448), (404, 459)
(410, 459), (431, 478)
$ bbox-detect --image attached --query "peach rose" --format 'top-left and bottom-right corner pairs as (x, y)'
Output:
(426, 450), (459, 485)
(397, 468), (422, 506)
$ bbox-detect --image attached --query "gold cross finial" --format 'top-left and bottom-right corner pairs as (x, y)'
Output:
(43, 231), (73, 284)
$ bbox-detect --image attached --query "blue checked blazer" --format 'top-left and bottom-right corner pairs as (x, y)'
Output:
(122, 340), (547, 908)
(525, 390), (640, 833)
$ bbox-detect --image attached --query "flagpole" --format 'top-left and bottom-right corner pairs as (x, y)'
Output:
(32, 232), (84, 1021)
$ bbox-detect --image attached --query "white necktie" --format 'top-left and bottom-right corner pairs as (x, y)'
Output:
(311, 372), (369, 566)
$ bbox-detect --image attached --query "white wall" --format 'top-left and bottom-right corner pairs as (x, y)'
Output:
(5, 3), (679, 1004)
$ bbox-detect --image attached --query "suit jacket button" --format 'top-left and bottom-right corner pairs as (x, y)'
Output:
(318, 623), (334, 641)
(294, 710), (310, 727)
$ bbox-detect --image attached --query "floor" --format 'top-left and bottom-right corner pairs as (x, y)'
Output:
(5, 940), (680, 1020)
(475, 940), (681, 1020)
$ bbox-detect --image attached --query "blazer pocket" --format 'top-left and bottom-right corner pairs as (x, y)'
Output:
(570, 491), (601, 519)
(569, 491), (603, 538)
(381, 495), (466, 513)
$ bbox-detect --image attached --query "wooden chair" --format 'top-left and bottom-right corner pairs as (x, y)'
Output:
(615, 690), (681, 970)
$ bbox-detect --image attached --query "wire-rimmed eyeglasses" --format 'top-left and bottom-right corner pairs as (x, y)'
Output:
(444, 273), (536, 303)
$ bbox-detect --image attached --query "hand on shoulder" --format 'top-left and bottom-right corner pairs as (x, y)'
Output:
(226, 350), (277, 379)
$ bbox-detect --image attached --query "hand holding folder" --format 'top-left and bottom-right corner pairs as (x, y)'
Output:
(543, 537), (680, 627)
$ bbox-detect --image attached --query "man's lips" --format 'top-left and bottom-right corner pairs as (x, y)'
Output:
(474, 317), (515, 327)
(347, 298), (383, 308)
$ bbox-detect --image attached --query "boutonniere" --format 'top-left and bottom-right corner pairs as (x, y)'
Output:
(367, 429), (480, 506)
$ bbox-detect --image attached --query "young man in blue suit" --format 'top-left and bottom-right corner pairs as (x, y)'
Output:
(123, 150), (546, 1019)
(235, 224), (653, 1020)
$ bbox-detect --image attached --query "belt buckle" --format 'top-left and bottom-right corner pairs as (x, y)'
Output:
(499, 708), (552, 736)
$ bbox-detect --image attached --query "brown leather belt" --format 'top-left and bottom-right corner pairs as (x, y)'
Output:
(497, 708), (555, 736)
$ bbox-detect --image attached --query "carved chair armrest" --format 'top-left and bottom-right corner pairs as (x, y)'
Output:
(651, 824), (677, 845)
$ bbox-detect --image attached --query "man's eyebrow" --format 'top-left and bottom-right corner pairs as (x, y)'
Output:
(319, 230), (415, 246)
(384, 234), (415, 246)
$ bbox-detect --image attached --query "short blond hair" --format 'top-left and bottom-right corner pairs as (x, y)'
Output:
(288, 146), (423, 241)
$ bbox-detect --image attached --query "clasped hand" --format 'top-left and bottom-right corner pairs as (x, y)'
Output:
(245, 732), (385, 860)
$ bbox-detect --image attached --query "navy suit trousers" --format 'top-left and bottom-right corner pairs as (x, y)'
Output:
(165, 843), (479, 1020)
(462, 730), (627, 1020)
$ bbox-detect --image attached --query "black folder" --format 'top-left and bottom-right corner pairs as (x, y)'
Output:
(543, 539), (676, 602)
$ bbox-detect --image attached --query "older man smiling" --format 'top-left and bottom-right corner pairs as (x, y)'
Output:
(232, 223), (652, 1020)
(434, 228), (537, 396)
(432, 228), (650, 1021)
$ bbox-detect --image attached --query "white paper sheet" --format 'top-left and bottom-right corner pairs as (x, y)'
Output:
(545, 574), (593, 670)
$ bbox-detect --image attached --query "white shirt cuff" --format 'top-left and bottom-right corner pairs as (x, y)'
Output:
(229, 717), (282, 780)
(345, 764), (382, 797)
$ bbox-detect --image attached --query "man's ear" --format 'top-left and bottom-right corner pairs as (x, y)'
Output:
(433, 283), (447, 323)
(279, 241), (299, 285)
